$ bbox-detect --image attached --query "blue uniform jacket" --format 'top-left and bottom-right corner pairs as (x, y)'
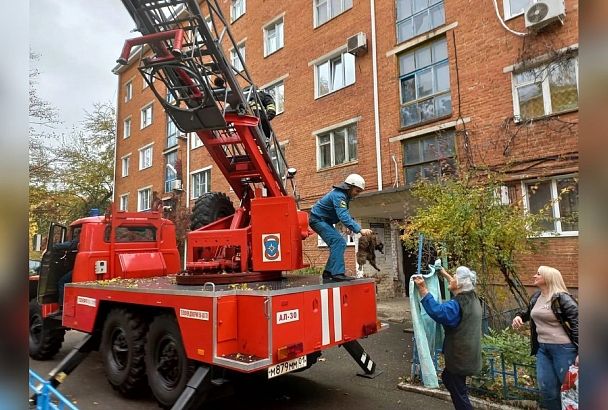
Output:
(310, 188), (362, 234)
(420, 293), (462, 328)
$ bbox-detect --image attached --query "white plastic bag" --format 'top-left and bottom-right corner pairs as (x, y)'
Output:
(561, 364), (578, 410)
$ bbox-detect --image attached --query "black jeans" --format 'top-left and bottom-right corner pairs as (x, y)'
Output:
(441, 369), (473, 410)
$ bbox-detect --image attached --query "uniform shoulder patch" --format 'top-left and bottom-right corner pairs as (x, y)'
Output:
(339, 200), (347, 208)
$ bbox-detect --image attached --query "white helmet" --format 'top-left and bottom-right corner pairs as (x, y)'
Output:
(344, 174), (365, 190)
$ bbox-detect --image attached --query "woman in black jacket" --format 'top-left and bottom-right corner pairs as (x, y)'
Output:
(512, 266), (578, 410)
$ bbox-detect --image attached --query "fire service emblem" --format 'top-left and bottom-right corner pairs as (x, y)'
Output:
(262, 234), (281, 262)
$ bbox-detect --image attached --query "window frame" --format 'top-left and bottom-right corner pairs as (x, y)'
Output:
(230, 42), (246, 72)
(140, 102), (153, 129)
(521, 175), (579, 237)
(139, 143), (154, 170)
(502, 0), (531, 20)
(137, 186), (153, 212)
(121, 154), (131, 178)
(314, 0), (353, 28)
(190, 132), (204, 150)
(230, 0), (246, 23)
(315, 122), (358, 170)
(191, 166), (212, 199)
(314, 50), (356, 98)
(395, 0), (446, 44)
(123, 116), (132, 139)
(164, 150), (178, 193)
(263, 16), (284, 57)
(401, 129), (456, 185)
(511, 56), (579, 121)
(125, 80), (133, 102)
(263, 80), (285, 115)
(119, 193), (129, 211)
(166, 115), (179, 148)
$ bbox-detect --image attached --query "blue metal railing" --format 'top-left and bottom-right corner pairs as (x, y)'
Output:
(410, 338), (539, 402)
(29, 369), (78, 410)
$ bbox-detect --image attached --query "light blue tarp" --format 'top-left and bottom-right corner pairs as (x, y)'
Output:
(409, 264), (445, 388)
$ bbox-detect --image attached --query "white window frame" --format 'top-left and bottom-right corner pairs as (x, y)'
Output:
(125, 80), (133, 102)
(314, 0), (353, 28)
(230, 0), (246, 22)
(503, 0), (531, 20)
(191, 166), (212, 199)
(263, 16), (284, 57)
(140, 102), (153, 129)
(121, 154), (131, 177)
(314, 120), (358, 170)
(139, 143), (154, 170)
(317, 225), (356, 247)
(314, 50), (356, 98)
(137, 186), (153, 211)
(167, 115), (179, 147)
(511, 56), (579, 121)
(123, 116), (131, 139)
(119, 193), (129, 211)
(263, 80), (285, 115)
(142, 67), (155, 89)
(521, 175), (578, 237)
(190, 132), (204, 149)
(230, 42), (246, 72)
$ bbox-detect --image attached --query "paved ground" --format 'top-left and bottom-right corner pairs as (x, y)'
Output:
(377, 295), (412, 326)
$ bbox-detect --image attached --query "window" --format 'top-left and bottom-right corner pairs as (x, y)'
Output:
(142, 67), (155, 88)
(165, 151), (178, 193)
(396, 0), (445, 43)
(316, 123), (357, 169)
(191, 168), (211, 199)
(139, 144), (153, 170)
(141, 103), (153, 129)
(121, 155), (130, 177)
(399, 37), (451, 128)
(314, 0), (353, 27)
(512, 56), (578, 120)
(317, 226), (356, 247)
(167, 116), (178, 148)
(316, 51), (355, 97)
(402, 130), (456, 185)
(264, 81), (285, 114)
(230, 43), (246, 72)
(264, 17), (284, 56)
(125, 81), (133, 102)
(123, 117), (131, 139)
(230, 0), (246, 22)
(138, 187), (152, 211)
(524, 176), (578, 235)
(503, 0), (532, 19)
(119, 194), (129, 211)
(191, 133), (203, 149)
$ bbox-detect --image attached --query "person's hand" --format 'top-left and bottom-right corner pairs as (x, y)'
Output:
(413, 276), (428, 297)
(360, 229), (373, 236)
(512, 316), (524, 329)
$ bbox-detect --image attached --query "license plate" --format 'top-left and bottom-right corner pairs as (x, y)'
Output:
(267, 356), (307, 379)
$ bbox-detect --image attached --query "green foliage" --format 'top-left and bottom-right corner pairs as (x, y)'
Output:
(482, 328), (535, 368)
(291, 266), (324, 276)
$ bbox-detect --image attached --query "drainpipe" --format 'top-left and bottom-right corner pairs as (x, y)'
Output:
(370, 0), (382, 191)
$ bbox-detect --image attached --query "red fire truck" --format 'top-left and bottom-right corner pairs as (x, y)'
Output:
(29, 1), (386, 408)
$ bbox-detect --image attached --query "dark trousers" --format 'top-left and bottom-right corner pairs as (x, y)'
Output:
(57, 270), (72, 307)
(441, 369), (473, 410)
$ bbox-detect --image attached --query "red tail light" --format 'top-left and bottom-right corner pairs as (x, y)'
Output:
(277, 342), (304, 361)
(362, 322), (378, 336)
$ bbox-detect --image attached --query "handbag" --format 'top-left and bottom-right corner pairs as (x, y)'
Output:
(561, 364), (578, 410)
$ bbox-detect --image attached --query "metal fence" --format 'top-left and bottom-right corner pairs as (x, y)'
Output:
(411, 338), (539, 402)
(29, 369), (78, 410)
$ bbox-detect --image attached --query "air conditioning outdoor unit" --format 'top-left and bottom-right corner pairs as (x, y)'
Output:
(170, 179), (183, 191)
(347, 32), (367, 56)
(524, 0), (565, 31)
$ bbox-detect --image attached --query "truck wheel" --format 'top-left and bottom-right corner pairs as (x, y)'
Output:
(29, 299), (65, 360)
(100, 308), (148, 396)
(145, 314), (194, 408)
(190, 192), (234, 230)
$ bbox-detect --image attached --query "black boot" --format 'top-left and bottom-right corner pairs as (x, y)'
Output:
(332, 274), (354, 282)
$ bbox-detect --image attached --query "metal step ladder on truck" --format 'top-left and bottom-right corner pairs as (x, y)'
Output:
(28, 0), (387, 408)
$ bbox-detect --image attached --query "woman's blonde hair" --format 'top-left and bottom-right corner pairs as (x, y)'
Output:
(538, 265), (569, 296)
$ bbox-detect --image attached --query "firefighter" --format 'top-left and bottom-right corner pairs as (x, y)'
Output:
(309, 174), (373, 282)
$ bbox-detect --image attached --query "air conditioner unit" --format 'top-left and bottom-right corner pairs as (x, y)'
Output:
(347, 32), (367, 56)
(524, 0), (565, 31)
(170, 179), (183, 191)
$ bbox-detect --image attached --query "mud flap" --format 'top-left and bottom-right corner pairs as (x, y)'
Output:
(340, 340), (383, 379)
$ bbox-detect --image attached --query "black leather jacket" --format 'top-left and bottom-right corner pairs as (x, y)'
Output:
(516, 290), (578, 355)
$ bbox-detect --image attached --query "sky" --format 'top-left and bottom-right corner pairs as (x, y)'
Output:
(30, 0), (135, 133)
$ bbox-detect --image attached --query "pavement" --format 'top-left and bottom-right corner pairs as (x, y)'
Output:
(377, 296), (412, 326)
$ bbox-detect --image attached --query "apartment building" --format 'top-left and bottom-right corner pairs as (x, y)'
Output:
(113, 0), (578, 296)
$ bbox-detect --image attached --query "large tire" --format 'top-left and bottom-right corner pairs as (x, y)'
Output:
(145, 314), (194, 408)
(190, 192), (234, 230)
(29, 299), (65, 360)
(100, 308), (148, 396)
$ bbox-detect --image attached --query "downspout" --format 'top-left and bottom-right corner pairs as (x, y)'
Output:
(370, 0), (382, 191)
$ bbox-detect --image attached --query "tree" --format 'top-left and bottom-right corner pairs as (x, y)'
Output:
(401, 172), (545, 313)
